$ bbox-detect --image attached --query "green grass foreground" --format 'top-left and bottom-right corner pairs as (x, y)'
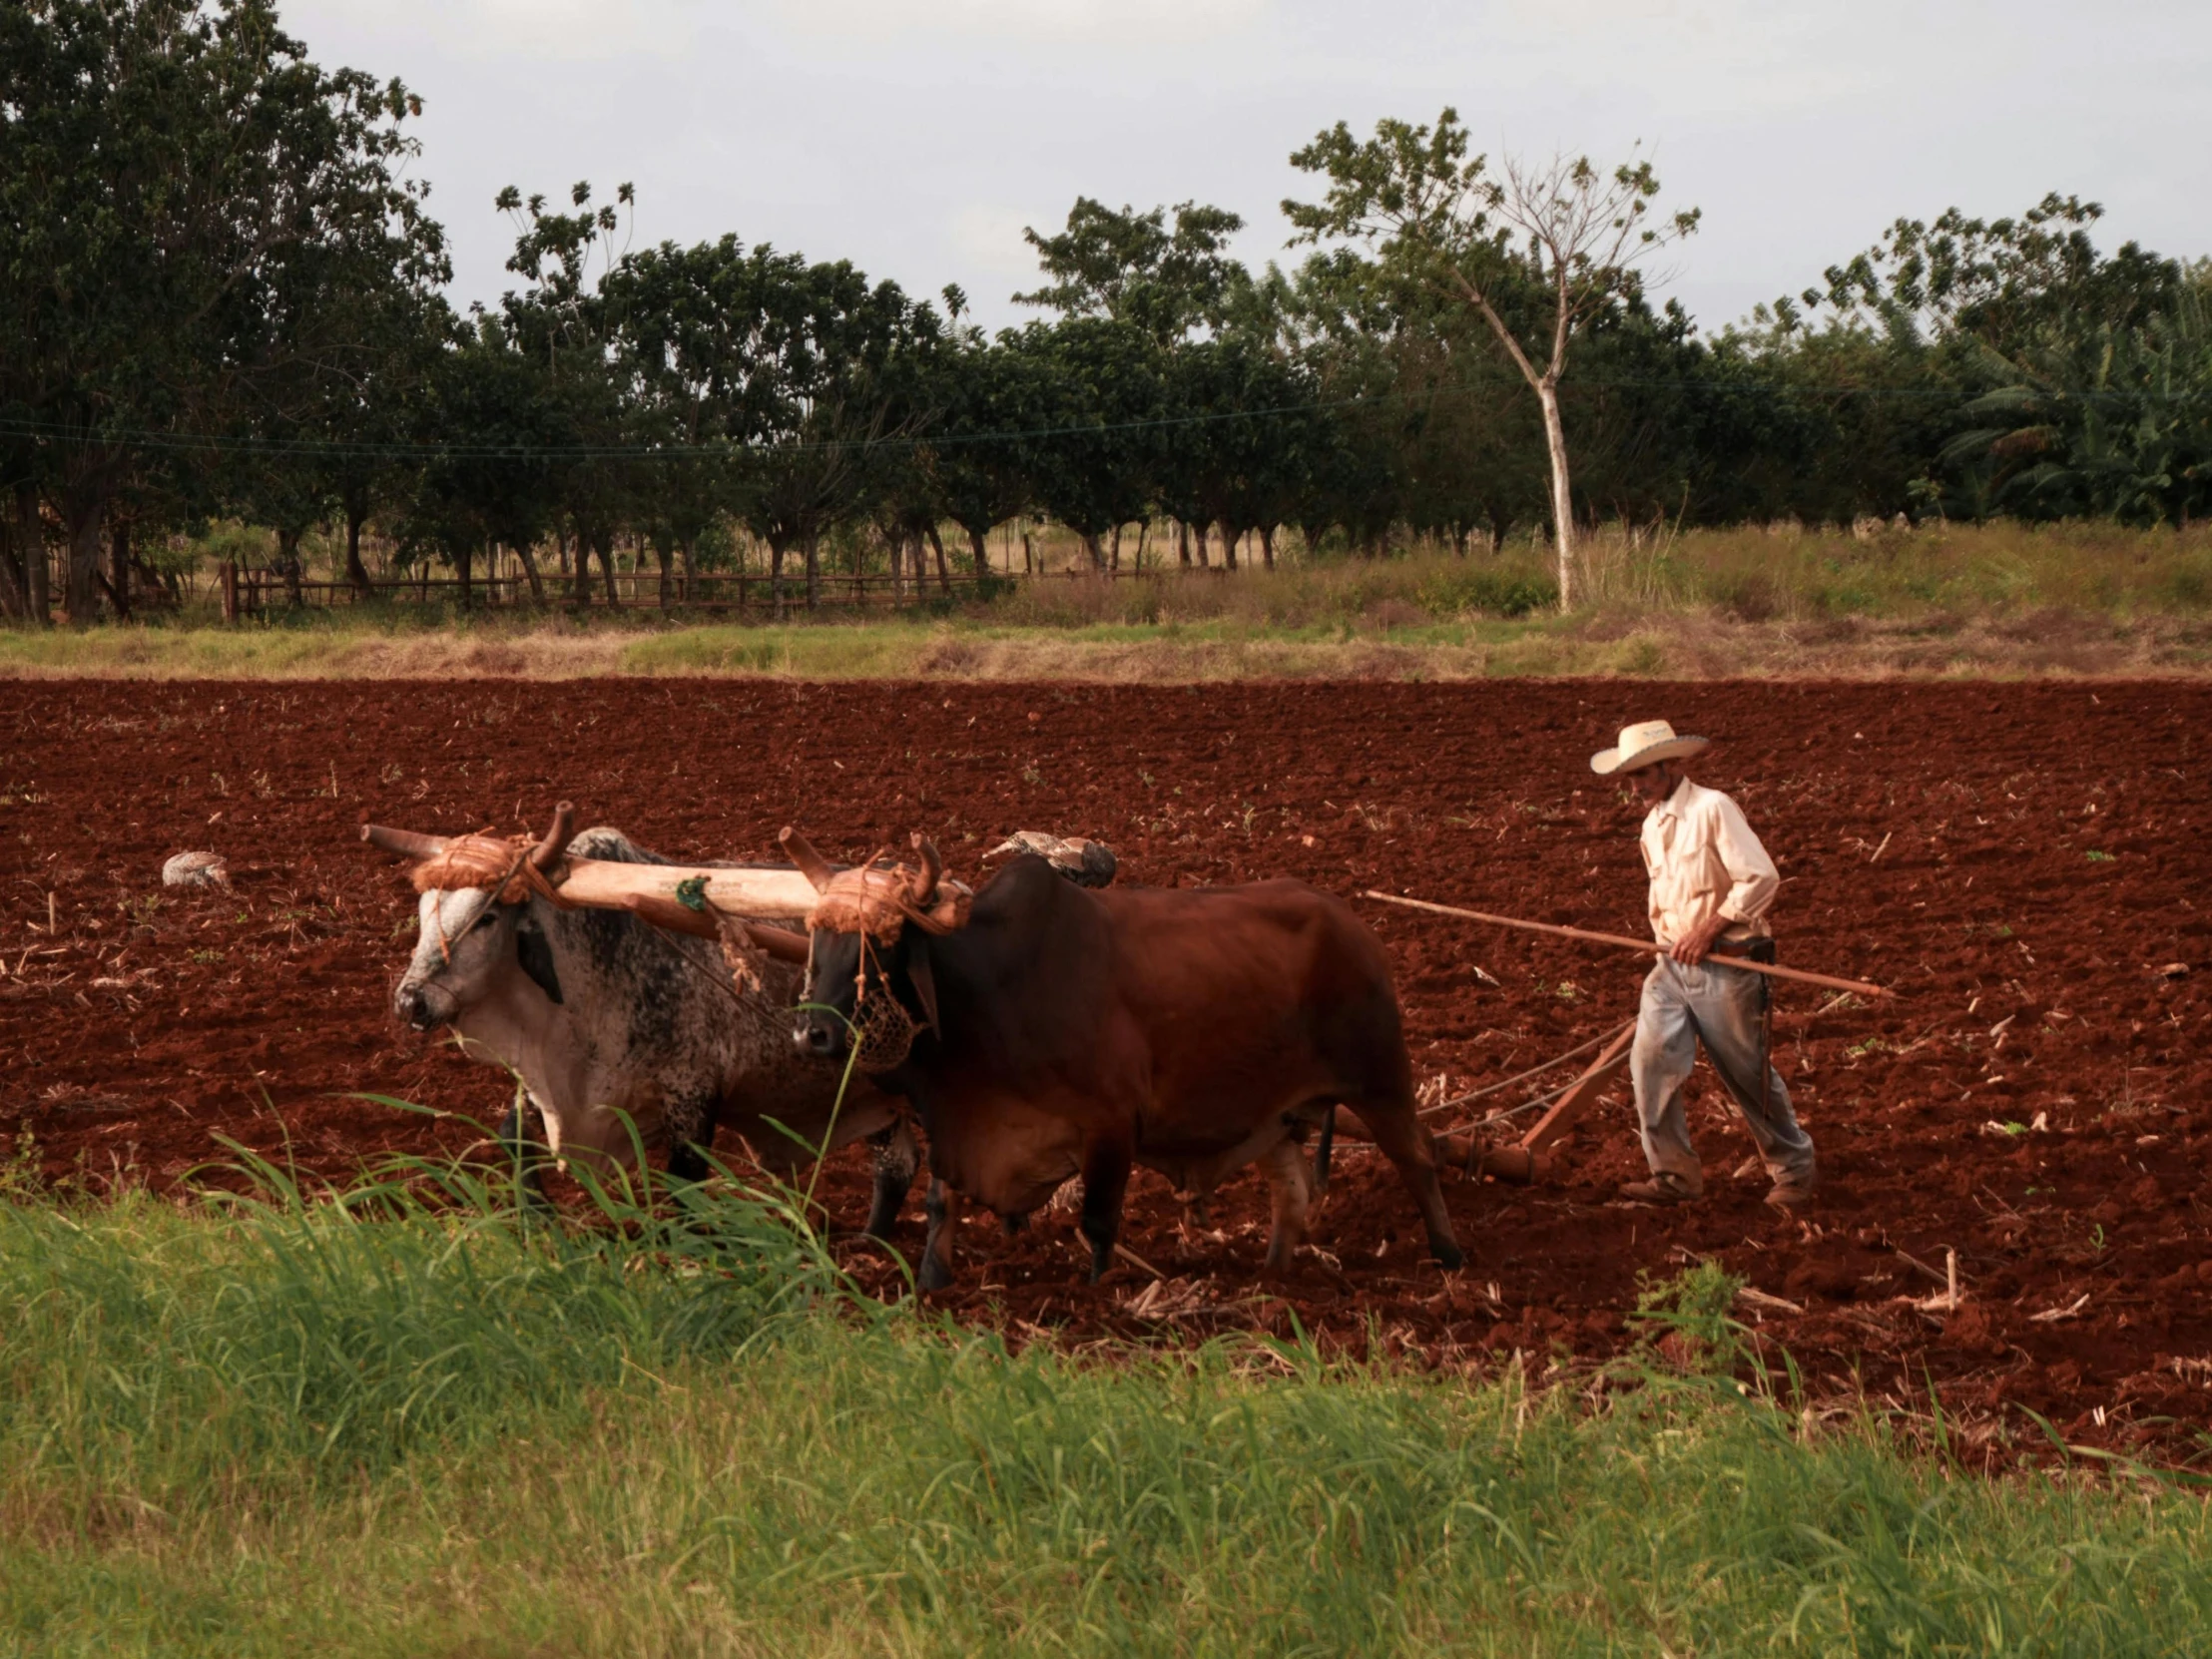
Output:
(4, 1157), (2210, 1657)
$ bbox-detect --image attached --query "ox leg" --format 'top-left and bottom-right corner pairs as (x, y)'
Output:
(494, 1096), (550, 1207)
(663, 1091), (723, 1188)
(918, 1177), (963, 1292)
(1078, 1141), (1132, 1284)
(863, 1122), (920, 1241)
(1259, 1138), (1313, 1275)
(1348, 1096), (1465, 1273)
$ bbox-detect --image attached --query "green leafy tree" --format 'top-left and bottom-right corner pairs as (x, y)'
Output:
(1017, 199), (1247, 346)
(1794, 195), (2181, 354)
(1287, 112), (1698, 605)
(604, 235), (774, 606)
(0, 0), (440, 623)
(731, 253), (935, 610)
(918, 295), (1049, 576)
(398, 314), (566, 607)
(496, 181), (637, 604)
(1006, 319), (1165, 570)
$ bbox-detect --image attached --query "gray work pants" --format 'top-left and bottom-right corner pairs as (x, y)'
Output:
(1630, 955), (1816, 1198)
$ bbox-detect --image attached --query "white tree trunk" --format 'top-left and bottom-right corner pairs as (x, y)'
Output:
(1536, 378), (1576, 609)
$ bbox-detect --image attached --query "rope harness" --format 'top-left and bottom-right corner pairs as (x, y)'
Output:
(408, 831), (575, 963)
(801, 849), (971, 1069)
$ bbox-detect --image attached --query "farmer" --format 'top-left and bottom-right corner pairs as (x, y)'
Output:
(1590, 719), (1818, 1210)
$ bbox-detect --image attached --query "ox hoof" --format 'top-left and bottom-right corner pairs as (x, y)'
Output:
(1432, 1240), (1466, 1273)
(916, 1257), (953, 1294)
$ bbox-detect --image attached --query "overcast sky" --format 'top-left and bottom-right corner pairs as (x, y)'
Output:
(286, 0), (2211, 335)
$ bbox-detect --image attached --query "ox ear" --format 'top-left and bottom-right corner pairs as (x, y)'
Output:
(780, 826), (834, 891)
(904, 935), (939, 1036)
(515, 911), (564, 1005)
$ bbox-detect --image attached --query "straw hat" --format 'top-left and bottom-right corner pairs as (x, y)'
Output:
(1589, 719), (1711, 777)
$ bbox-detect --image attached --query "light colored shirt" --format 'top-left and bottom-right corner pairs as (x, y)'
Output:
(1640, 778), (1778, 946)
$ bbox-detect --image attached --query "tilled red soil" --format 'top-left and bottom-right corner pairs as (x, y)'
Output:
(3, 678), (2208, 1461)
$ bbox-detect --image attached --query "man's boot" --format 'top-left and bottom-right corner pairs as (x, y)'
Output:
(1619, 1176), (1696, 1206)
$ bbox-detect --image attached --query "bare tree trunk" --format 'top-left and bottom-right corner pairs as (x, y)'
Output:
(514, 539), (544, 602)
(1109, 524), (1122, 572)
(567, 528), (592, 606)
(0, 512), (21, 622)
(1259, 525), (1276, 571)
(925, 524), (952, 595)
(966, 525), (990, 578)
(63, 492), (104, 624)
(1536, 377), (1576, 609)
(1177, 519), (1191, 567)
(17, 486), (48, 626)
(276, 527), (302, 608)
(1191, 522), (1208, 569)
(1219, 523), (1241, 572)
(344, 506), (373, 595)
(591, 530), (618, 605)
(653, 539), (674, 610)
(1079, 532), (1106, 572)
(1133, 519), (1149, 572)
(1021, 527), (1033, 574)
(455, 542), (473, 610)
(111, 521), (136, 618)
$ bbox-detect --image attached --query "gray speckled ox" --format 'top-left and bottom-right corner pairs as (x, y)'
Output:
(392, 827), (917, 1233)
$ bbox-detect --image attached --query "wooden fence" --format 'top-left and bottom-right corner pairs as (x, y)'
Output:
(214, 560), (1201, 619)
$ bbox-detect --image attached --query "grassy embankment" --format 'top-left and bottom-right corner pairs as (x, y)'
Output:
(4, 1147), (2209, 1657)
(4, 521), (2211, 680)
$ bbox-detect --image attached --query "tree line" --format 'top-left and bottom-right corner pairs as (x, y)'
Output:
(4, 0), (2208, 625)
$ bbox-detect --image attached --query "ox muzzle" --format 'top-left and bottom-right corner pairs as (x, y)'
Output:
(394, 980), (457, 1032)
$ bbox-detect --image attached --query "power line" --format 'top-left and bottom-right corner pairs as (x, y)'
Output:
(0, 371), (2197, 464)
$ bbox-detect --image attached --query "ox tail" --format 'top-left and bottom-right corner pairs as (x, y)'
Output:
(1314, 1110), (1336, 1196)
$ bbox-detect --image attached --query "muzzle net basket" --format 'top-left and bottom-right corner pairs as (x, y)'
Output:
(847, 965), (922, 1071)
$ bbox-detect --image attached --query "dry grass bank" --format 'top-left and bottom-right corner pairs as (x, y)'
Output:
(5, 522), (2210, 681)
(2, 610), (2208, 682)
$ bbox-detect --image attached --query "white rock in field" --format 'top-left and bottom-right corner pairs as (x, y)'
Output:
(162, 850), (231, 890)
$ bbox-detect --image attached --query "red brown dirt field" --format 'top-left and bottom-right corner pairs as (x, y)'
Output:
(2, 678), (2208, 1461)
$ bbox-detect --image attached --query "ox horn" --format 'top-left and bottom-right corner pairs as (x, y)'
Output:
(360, 823), (449, 860)
(908, 833), (942, 907)
(530, 801), (576, 873)
(779, 826), (835, 892)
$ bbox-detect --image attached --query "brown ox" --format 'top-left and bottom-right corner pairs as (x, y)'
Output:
(788, 833), (1463, 1289)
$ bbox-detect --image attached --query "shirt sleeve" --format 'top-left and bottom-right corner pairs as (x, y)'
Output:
(1711, 795), (1780, 923)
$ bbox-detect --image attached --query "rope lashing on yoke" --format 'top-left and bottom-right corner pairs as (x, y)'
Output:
(365, 804), (580, 965)
(409, 833), (579, 963)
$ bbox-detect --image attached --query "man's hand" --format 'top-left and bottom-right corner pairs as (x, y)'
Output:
(1670, 912), (1730, 967)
